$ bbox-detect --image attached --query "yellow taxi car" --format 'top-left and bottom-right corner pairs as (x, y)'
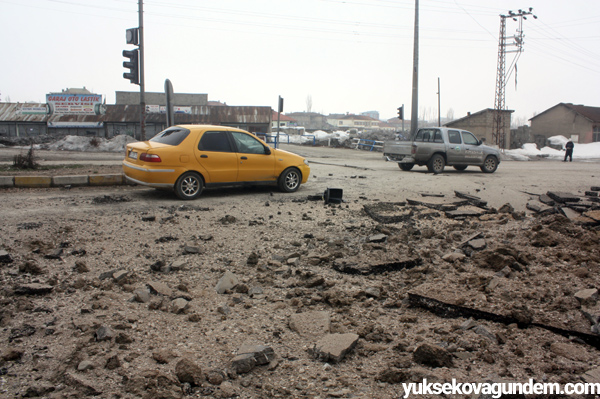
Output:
(123, 125), (310, 200)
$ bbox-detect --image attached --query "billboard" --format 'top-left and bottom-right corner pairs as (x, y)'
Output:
(46, 94), (105, 115)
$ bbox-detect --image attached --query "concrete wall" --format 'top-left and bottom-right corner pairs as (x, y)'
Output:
(531, 105), (594, 144)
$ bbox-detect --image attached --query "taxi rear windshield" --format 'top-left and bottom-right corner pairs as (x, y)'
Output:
(149, 127), (190, 146)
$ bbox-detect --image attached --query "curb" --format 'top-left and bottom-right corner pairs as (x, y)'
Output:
(1, 174), (128, 189)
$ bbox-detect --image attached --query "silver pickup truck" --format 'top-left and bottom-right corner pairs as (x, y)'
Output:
(383, 127), (501, 174)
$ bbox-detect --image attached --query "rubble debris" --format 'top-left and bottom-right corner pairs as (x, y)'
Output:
(289, 311), (331, 338)
(310, 333), (359, 363)
(454, 191), (488, 207)
(333, 257), (422, 275)
(231, 344), (275, 374)
(413, 343), (454, 368)
(215, 271), (240, 294)
(408, 293), (600, 350)
(547, 191), (581, 203)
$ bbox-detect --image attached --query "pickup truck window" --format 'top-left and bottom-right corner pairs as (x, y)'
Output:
(415, 128), (440, 142)
(448, 130), (461, 144)
(462, 132), (479, 145)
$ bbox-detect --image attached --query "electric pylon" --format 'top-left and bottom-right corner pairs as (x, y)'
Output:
(492, 8), (536, 149)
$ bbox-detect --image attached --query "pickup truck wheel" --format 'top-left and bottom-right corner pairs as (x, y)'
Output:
(399, 163), (414, 171)
(427, 154), (445, 174)
(453, 165), (468, 171)
(480, 156), (499, 173)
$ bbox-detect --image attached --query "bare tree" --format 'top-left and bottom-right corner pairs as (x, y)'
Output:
(446, 108), (454, 121)
(306, 95), (312, 113)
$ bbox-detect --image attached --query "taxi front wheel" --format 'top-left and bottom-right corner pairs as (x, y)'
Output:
(175, 172), (204, 200)
(278, 168), (301, 193)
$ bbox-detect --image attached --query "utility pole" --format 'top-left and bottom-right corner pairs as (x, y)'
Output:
(437, 77), (441, 127)
(410, 0), (419, 138)
(138, 0), (146, 140)
(493, 8), (536, 149)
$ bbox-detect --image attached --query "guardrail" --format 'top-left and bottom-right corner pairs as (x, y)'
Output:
(352, 138), (384, 152)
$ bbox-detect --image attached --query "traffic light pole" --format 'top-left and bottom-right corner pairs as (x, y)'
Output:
(138, 0), (146, 141)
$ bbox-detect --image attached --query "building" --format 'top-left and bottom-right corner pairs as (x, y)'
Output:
(529, 103), (600, 148)
(271, 111), (297, 129)
(445, 108), (513, 148)
(285, 112), (333, 131)
(0, 90), (272, 140)
(327, 114), (381, 131)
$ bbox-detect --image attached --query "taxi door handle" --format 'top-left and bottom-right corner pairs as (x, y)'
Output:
(240, 156), (248, 160)
(200, 154), (208, 158)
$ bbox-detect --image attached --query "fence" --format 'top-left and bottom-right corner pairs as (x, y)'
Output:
(351, 138), (384, 152)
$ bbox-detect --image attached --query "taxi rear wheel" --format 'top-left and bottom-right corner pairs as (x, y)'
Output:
(278, 168), (301, 193)
(175, 172), (204, 200)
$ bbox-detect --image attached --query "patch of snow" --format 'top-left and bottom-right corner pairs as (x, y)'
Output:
(43, 135), (136, 152)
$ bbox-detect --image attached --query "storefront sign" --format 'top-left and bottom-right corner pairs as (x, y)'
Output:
(46, 94), (105, 115)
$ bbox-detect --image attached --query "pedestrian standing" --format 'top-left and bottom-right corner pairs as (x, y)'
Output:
(564, 140), (574, 162)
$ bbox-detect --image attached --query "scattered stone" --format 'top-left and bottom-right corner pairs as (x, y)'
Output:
(94, 326), (115, 342)
(310, 333), (359, 363)
(2, 349), (24, 361)
(367, 234), (387, 243)
(152, 349), (177, 364)
(574, 288), (598, 305)
(413, 343), (454, 368)
(175, 357), (203, 386)
(184, 245), (202, 254)
(9, 324), (36, 341)
(442, 252), (465, 263)
(205, 369), (225, 385)
(77, 360), (95, 371)
(0, 249), (13, 264)
(18, 260), (44, 274)
(231, 344), (275, 374)
(473, 325), (498, 343)
(170, 298), (190, 314)
(14, 283), (53, 296)
(133, 287), (151, 303)
(147, 281), (173, 297)
(216, 271), (239, 294)
(73, 260), (89, 273)
(105, 355), (121, 370)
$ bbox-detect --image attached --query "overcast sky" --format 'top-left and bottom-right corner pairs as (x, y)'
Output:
(1, 0), (599, 123)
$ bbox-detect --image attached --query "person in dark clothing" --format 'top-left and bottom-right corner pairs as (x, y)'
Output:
(564, 140), (574, 162)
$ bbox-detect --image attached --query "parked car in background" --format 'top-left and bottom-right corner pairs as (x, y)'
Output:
(123, 125), (310, 199)
(383, 127), (501, 174)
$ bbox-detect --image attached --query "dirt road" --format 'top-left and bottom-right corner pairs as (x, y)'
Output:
(1, 144), (600, 398)
(1, 144), (598, 211)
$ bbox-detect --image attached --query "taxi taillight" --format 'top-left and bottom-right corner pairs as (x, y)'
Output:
(140, 153), (162, 162)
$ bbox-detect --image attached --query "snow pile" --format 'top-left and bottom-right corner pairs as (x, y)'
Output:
(504, 135), (600, 161)
(43, 135), (136, 152)
(286, 130), (350, 145)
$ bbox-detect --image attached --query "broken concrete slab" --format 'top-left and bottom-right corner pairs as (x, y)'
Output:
(310, 333), (359, 363)
(231, 344), (275, 374)
(547, 191), (581, 203)
(559, 206), (581, 220)
(407, 197), (469, 211)
(454, 191), (488, 207)
(289, 311), (331, 338)
(445, 206), (487, 218)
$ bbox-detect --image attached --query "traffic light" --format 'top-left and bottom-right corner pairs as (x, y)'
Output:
(397, 106), (404, 120)
(123, 49), (139, 85)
